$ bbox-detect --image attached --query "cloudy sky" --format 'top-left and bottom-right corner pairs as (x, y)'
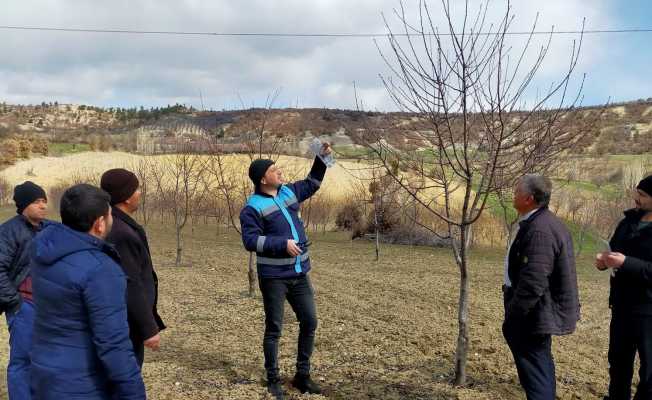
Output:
(0, 0), (650, 111)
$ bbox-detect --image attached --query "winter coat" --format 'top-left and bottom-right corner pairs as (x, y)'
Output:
(31, 222), (146, 400)
(240, 157), (326, 278)
(609, 208), (652, 315)
(107, 207), (165, 344)
(504, 207), (580, 335)
(0, 215), (48, 314)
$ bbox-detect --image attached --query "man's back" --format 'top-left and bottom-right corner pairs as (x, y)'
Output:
(506, 208), (579, 335)
(31, 222), (145, 400)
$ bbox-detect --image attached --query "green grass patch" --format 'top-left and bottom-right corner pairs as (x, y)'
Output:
(552, 178), (621, 200)
(332, 145), (373, 159)
(48, 142), (91, 156)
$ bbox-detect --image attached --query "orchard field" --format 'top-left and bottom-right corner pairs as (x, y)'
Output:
(0, 207), (613, 399)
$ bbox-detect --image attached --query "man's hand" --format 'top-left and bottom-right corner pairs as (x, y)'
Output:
(287, 240), (302, 257)
(603, 252), (626, 269)
(144, 333), (161, 351)
(321, 142), (332, 156)
(595, 252), (609, 271)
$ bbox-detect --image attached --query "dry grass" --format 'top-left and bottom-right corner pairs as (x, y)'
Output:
(0, 212), (614, 399)
(0, 152), (374, 201)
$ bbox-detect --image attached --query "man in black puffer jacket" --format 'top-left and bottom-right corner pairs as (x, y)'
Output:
(503, 174), (580, 400)
(597, 174), (652, 400)
(0, 181), (49, 400)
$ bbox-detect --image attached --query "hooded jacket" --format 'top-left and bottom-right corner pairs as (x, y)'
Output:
(30, 222), (146, 400)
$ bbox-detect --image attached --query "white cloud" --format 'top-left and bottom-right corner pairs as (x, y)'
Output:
(0, 0), (639, 110)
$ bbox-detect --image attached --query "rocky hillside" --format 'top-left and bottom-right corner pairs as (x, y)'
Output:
(0, 99), (651, 160)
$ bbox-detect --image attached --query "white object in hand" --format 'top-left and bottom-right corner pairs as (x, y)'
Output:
(309, 138), (335, 168)
(597, 238), (616, 277)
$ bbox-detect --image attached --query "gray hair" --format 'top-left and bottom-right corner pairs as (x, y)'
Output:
(519, 174), (552, 207)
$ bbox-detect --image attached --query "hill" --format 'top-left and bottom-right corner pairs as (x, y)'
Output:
(1, 99), (651, 163)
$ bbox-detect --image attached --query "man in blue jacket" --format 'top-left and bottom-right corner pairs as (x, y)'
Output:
(0, 181), (49, 400)
(240, 144), (330, 399)
(30, 184), (145, 400)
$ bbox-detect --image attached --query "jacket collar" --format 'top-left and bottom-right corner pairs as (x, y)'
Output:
(254, 185), (282, 198)
(112, 206), (143, 232)
(17, 214), (46, 232)
(111, 206), (150, 252)
(518, 206), (548, 228)
(624, 208), (647, 221)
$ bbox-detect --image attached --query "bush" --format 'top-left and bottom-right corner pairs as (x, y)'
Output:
(18, 139), (32, 159)
(31, 137), (48, 155)
(379, 224), (452, 247)
(335, 201), (363, 231)
(0, 139), (20, 165)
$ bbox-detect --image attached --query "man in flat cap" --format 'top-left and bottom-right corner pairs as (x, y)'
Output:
(239, 144), (331, 399)
(597, 174), (652, 400)
(0, 181), (49, 399)
(101, 168), (165, 367)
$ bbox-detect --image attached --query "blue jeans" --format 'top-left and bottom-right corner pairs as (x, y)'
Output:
(259, 275), (318, 381)
(5, 300), (34, 400)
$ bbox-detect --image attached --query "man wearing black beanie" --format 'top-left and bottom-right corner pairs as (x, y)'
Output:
(101, 168), (165, 368)
(0, 181), (49, 399)
(240, 144), (331, 399)
(596, 174), (652, 400)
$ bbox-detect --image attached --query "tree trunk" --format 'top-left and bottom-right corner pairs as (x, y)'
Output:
(454, 225), (471, 386)
(248, 252), (256, 297)
(374, 202), (380, 261)
(175, 211), (182, 267)
(375, 225), (380, 261)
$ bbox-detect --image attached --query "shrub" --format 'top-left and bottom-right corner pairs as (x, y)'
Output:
(0, 139), (20, 165)
(335, 201), (363, 231)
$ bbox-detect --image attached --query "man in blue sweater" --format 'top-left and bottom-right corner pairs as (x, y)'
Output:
(240, 144), (330, 399)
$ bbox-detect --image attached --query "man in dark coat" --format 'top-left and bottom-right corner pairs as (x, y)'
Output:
(0, 181), (49, 400)
(597, 174), (652, 400)
(101, 168), (165, 367)
(240, 143), (331, 399)
(503, 174), (580, 400)
(31, 184), (145, 399)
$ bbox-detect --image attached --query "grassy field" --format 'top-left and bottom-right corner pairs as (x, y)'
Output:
(0, 151), (377, 201)
(0, 206), (615, 399)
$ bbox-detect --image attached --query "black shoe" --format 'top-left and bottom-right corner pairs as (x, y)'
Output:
(291, 373), (322, 394)
(267, 378), (286, 400)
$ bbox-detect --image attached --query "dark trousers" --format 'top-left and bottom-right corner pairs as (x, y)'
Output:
(608, 312), (652, 400)
(503, 325), (556, 400)
(5, 300), (34, 400)
(132, 339), (145, 368)
(259, 274), (318, 381)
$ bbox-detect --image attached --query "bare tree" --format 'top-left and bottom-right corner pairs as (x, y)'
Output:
(130, 157), (154, 225)
(206, 90), (288, 296)
(151, 139), (206, 267)
(204, 140), (257, 295)
(622, 156), (650, 193)
(358, 0), (591, 385)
